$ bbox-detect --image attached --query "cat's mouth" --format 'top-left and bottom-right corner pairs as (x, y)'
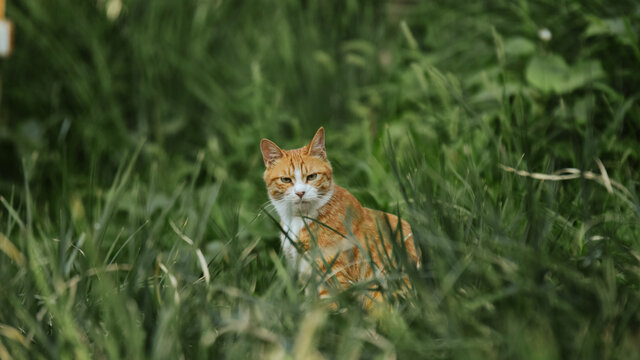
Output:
(291, 200), (313, 216)
(294, 199), (313, 208)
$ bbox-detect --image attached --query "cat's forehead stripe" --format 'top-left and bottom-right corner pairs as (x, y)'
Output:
(264, 145), (333, 183)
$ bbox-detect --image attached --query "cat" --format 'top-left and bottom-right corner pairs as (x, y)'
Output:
(260, 127), (419, 308)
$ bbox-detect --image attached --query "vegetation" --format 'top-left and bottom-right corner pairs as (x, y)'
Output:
(1, 0), (639, 358)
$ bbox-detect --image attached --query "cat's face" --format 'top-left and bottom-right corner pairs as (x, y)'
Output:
(261, 127), (334, 217)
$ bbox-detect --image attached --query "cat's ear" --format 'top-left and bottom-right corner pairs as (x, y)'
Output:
(307, 127), (326, 159)
(261, 139), (284, 167)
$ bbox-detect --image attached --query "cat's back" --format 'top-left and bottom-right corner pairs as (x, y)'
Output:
(364, 208), (412, 238)
(319, 185), (418, 262)
(319, 185), (412, 241)
(362, 207), (418, 263)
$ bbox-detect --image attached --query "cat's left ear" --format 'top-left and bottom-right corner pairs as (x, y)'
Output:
(307, 127), (326, 160)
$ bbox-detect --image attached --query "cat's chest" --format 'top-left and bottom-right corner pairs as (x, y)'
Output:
(279, 216), (313, 275)
(281, 217), (304, 259)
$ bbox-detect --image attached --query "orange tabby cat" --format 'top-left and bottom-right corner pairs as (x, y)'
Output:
(260, 127), (419, 308)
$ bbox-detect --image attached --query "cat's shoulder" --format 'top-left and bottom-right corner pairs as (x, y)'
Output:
(329, 184), (363, 208)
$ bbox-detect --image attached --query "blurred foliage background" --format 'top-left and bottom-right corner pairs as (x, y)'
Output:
(1, 0), (639, 359)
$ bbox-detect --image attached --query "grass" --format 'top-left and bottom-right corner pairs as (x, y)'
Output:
(1, 0), (640, 358)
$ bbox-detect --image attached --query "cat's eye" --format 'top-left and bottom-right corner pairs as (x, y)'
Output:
(306, 173), (317, 181)
(280, 177), (292, 183)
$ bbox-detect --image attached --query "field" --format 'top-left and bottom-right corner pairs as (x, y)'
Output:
(1, 1), (640, 359)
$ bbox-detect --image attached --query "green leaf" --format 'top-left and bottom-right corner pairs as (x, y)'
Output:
(564, 60), (605, 92)
(504, 37), (535, 57)
(584, 17), (626, 37)
(526, 55), (605, 94)
(525, 54), (571, 93)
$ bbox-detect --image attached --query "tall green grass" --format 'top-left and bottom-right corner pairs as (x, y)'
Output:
(1, 0), (639, 358)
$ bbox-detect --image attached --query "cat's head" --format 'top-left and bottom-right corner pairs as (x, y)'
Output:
(260, 127), (334, 216)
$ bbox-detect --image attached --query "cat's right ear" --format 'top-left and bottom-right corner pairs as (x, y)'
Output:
(260, 139), (284, 167)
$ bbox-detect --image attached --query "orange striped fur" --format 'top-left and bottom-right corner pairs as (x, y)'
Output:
(261, 127), (419, 308)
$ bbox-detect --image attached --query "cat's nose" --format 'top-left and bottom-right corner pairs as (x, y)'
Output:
(295, 191), (305, 198)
